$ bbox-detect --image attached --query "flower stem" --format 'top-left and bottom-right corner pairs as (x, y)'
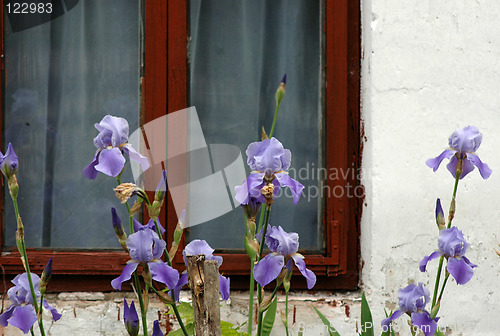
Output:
(269, 102), (281, 138)
(431, 256), (444, 309)
(257, 206), (272, 261)
(11, 195), (46, 336)
(447, 174), (460, 229)
(435, 272), (450, 316)
(38, 293), (46, 336)
(432, 174), (460, 309)
(133, 272), (148, 336)
(285, 290), (290, 336)
(256, 205), (272, 336)
(248, 257), (256, 334)
(171, 302), (189, 336)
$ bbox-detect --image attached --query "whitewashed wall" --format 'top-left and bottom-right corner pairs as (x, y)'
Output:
(361, 0), (500, 335)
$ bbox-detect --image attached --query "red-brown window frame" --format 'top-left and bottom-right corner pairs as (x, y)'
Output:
(0, 0), (360, 291)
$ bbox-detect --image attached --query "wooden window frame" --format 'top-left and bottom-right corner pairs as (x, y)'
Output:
(0, 0), (360, 291)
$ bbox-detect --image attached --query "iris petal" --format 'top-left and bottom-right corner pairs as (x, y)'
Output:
(42, 300), (62, 322)
(291, 254), (316, 289)
(122, 145), (150, 172)
(419, 251), (443, 272)
(183, 240), (222, 267)
(253, 253), (284, 287)
(426, 149), (456, 172)
(82, 151), (100, 180)
(411, 311), (438, 336)
(218, 274), (231, 300)
(234, 174), (265, 205)
(172, 273), (189, 302)
(0, 306), (15, 327)
(127, 230), (155, 263)
(111, 262), (139, 290)
(94, 115), (129, 147)
(149, 261), (179, 289)
(266, 226), (299, 256)
(467, 153), (492, 179)
(94, 147), (126, 177)
(381, 310), (404, 331)
(8, 305), (37, 334)
(274, 173), (304, 204)
(447, 257), (474, 285)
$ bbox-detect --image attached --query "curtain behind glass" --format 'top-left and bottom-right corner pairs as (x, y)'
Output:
(4, 0), (139, 248)
(188, 0), (322, 250)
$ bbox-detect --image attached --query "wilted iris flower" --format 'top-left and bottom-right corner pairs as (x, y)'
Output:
(0, 143), (18, 179)
(111, 228), (178, 291)
(426, 126), (491, 179)
(235, 137), (304, 205)
(182, 240), (230, 300)
(253, 226), (316, 289)
(420, 226), (477, 285)
(0, 273), (61, 334)
(382, 283), (438, 336)
(83, 115), (149, 179)
(123, 299), (139, 336)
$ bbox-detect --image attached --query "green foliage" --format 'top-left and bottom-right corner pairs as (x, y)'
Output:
(167, 323), (195, 336)
(166, 302), (195, 336)
(311, 305), (341, 336)
(261, 297), (278, 336)
(360, 292), (374, 336)
(221, 321), (251, 336)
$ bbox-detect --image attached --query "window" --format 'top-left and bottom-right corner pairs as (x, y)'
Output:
(0, 0), (360, 290)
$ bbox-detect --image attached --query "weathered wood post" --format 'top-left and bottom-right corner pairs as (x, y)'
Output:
(186, 255), (222, 336)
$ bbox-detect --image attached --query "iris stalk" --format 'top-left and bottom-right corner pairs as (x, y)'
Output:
(10, 194), (46, 336)
(431, 170), (460, 311)
(256, 205), (272, 336)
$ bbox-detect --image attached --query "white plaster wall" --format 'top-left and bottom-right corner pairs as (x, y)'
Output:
(361, 0), (500, 335)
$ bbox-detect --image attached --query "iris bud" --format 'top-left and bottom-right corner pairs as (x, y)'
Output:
(275, 74), (287, 106)
(39, 257), (53, 295)
(435, 199), (445, 230)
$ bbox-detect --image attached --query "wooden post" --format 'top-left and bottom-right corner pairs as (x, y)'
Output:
(186, 255), (222, 336)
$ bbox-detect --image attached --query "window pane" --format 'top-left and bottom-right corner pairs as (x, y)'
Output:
(188, 0), (322, 250)
(3, 0), (140, 248)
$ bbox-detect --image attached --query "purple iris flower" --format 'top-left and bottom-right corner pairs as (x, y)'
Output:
(426, 126), (491, 179)
(182, 240), (230, 300)
(123, 299), (139, 336)
(420, 227), (477, 285)
(0, 273), (61, 334)
(235, 137), (304, 205)
(253, 226), (316, 289)
(111, 229), (179, 291)
(381, 283), (438, 336)
(0, 143), (19, 179)
(83, 115), (150, 180)
(152, 320), (163, 336)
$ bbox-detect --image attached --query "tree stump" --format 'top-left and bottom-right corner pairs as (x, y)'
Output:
(186, 255), (222, 336)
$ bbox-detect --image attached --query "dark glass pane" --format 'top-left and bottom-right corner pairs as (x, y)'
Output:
(188, 0), (322, 250)
(3, 0), (140, 248)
